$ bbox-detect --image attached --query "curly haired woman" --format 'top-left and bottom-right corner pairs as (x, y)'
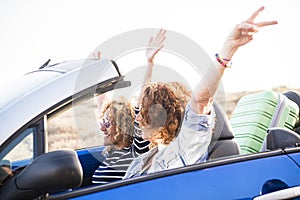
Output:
(92, 29), (168, 184)
(92, 98), (150, 184)
(124, 6), (277, 178)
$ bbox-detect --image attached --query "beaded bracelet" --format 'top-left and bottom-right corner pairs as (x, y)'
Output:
(215, 53), (232, 68)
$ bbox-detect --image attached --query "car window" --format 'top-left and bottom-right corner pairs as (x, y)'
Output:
(1, 128), (33, 163)
(47, 95), (104, 152)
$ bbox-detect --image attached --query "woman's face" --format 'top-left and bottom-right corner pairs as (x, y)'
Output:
(135, 111), (158, 143)
(101, 109), (120, 147)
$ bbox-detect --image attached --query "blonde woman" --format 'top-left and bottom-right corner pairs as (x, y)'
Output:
(92, 98), (150, 184)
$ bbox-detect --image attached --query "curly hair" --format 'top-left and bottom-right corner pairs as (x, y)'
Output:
(140, 83), (183, 145)
(101, 98), (134, 148)
(168, 81), (192, 110)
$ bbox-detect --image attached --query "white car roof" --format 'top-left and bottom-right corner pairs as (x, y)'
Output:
(0, 59), (120, 145)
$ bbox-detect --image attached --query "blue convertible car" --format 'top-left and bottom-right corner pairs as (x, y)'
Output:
(0, 59), (300, 200)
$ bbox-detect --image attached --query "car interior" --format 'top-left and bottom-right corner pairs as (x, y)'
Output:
(1, 89), (300, 200)
(208, 101), (240, 160)
(0, 149), (83, 200)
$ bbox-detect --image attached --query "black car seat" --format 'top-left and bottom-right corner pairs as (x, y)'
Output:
(263, 91), (300, 151)
(283, 90), (300, 133)
(208, 101), (240, 160)
(0, 149), (83, 200)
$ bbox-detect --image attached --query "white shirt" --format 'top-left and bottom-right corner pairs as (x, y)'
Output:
(123, 104), (216, 179)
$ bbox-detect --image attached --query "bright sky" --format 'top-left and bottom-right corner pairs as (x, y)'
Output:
(0, 0), (299, 93)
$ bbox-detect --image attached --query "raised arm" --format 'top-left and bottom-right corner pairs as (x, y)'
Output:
(136, 29), (166, 106)
(190, 6), (278, 114)
(133, 29), (166, 155)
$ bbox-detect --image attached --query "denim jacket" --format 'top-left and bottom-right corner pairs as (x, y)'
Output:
(123, 104), (215, 179)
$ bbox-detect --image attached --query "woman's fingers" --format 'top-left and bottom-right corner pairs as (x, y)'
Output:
(146, 29), (167, 62)
(236, 22), (258, 36)
(236, 18), (277, 37)
(245, 6), (278, 27)
(246, 6), (265, 22)
(256, 21), (278, 27)
(152, 29), (166, 47)
(157, 29), (167, 44)
(92, 50), (101, 59)
(237, 22), (258, 31)
(148, 36), (154, 47)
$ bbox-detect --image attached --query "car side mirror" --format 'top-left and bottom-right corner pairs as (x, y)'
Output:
(266, 127), (300, 150)
(0, 159), (12, 185)
(0, 149), (83, 200)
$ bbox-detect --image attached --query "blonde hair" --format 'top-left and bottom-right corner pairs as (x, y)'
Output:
(101, 98), (134, 149)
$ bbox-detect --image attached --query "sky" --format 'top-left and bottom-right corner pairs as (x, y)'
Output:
(0, 0), (299, 93)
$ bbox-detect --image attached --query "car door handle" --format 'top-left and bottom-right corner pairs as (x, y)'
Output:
(253, 186), (300, 200)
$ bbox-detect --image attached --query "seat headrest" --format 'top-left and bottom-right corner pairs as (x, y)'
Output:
(208, 101), (240, 159)
(283, 90), (300, 117)
(212, 101), (234, 140)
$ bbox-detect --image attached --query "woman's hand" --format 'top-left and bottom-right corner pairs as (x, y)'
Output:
(146, 29), (167, 64)
(93, 50), (101, 59)
(221, 6), (278, 59)
(192, 6), (277, 114)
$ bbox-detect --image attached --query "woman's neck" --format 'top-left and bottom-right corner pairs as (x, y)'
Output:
(149, 139), (164, 150)
(114, 143), (127, 150)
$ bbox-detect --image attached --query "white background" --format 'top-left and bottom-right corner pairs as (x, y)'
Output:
(0, 0), (299, 93)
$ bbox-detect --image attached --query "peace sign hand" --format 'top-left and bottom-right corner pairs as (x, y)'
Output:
(223, 6), (278, 59)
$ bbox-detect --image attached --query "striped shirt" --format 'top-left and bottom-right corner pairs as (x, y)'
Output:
(92, 106), (150, 184)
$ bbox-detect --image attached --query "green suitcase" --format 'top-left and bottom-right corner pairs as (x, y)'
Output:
(230, 91), (299, 154)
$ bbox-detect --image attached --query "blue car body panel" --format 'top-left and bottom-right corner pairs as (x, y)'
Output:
(76, 147), (105, 183)
(49, 152), (300, 200)
(288, 152), (300, 167)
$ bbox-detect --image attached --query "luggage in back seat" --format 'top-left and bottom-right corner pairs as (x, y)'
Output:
(230, 90), (299, 154)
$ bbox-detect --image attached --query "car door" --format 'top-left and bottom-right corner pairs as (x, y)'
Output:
(0, 59), (136, 200)
(0, 117), (46, 170)
(48, 148), (300, 200)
